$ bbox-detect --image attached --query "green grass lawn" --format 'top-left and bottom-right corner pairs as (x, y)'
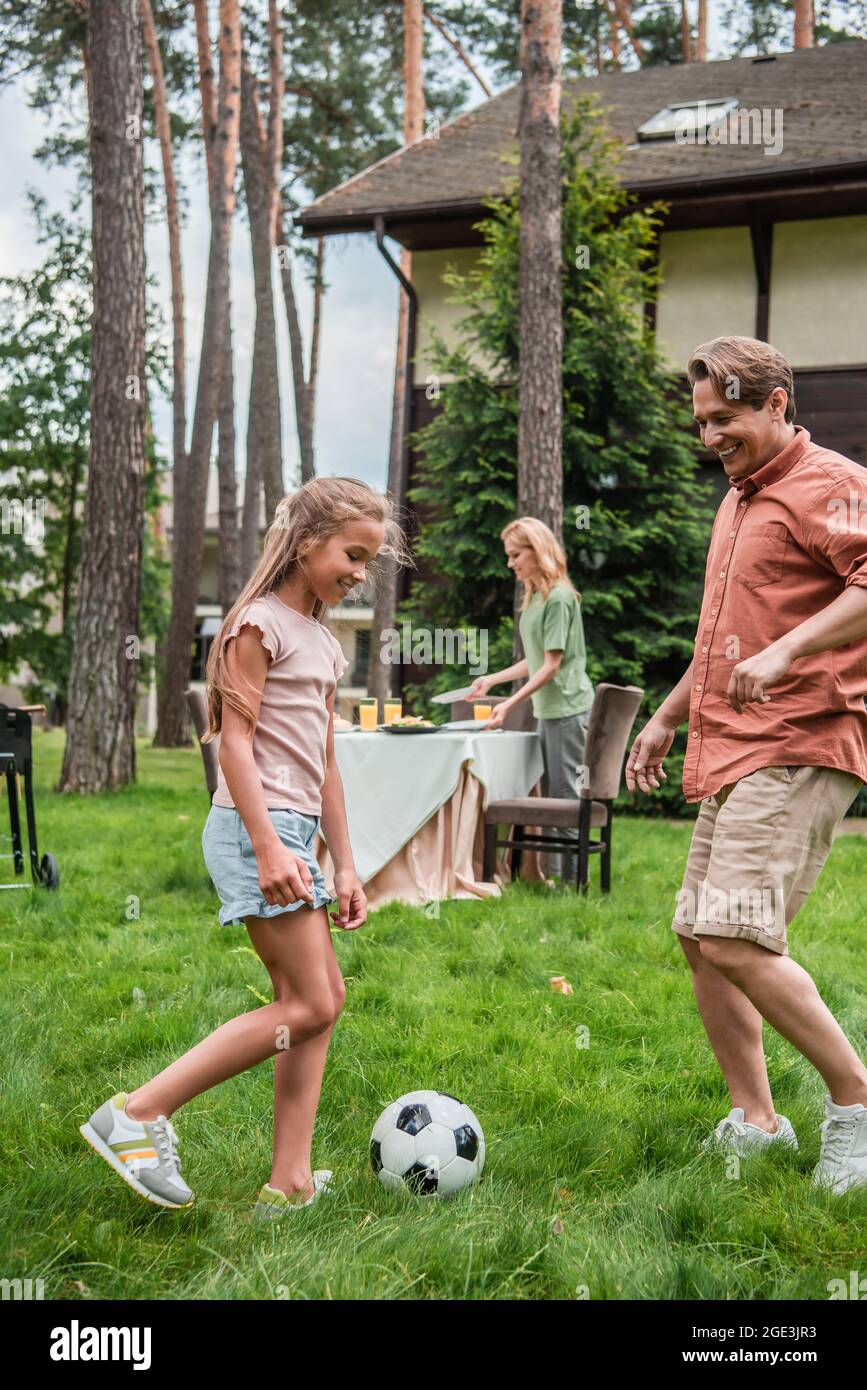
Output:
(2, 730), (867, 1300)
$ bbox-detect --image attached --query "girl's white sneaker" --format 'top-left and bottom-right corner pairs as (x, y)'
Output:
(252, 1170), (334, 1221)
(80, 1091), (195, 1209)
(812, 1096), (867, 1195)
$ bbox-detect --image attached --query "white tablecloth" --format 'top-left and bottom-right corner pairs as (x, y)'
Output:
(314, 728), (544, 892)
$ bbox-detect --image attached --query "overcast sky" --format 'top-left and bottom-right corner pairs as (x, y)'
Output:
(0, 2), (792, 498)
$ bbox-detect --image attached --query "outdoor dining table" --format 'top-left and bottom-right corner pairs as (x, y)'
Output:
(313, 726), (546, 909)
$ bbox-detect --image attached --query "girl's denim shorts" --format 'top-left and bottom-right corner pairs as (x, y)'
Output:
(202, 804), (335, 927)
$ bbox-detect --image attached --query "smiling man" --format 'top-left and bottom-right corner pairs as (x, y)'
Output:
(626, 335), (867, 1194)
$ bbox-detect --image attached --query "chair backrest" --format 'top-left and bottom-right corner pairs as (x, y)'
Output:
(581, 683), (644, 801)
(185, 688), (219, 799)
(451, 694), (538, 732)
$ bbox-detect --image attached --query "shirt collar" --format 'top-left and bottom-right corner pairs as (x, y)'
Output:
(732, 424), (810, 497)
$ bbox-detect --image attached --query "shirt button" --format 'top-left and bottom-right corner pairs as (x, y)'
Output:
(696, 683), (703, 691)
(740, 500), (747, 507)
(692, 730), (699, 738)
(701, 645), (708, 652)
(730, 531), (735, 537)
(711, 608), (717, 615)
(720, 570), (726, 578)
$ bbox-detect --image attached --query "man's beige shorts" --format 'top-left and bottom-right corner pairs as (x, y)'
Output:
(672, 764), (862, 957)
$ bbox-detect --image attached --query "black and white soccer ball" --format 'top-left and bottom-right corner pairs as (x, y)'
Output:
(370, 1089), (485, 1197)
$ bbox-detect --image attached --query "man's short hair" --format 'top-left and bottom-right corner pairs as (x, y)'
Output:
(686, 335), (796, 423)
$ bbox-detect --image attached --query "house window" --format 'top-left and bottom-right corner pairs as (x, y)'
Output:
(352, 629), (370, 686)
(637, 97), (738, 143)
(191, 615), (221, 683)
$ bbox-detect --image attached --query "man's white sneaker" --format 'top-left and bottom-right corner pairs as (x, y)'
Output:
(812, 1095), (867, 1195)
(701, 1107), (799, 1156)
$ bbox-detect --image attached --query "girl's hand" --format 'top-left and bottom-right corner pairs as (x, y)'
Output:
(257, 841), (316, 908)
(466, 675), (493, 699)
(330, 869), (367, 931)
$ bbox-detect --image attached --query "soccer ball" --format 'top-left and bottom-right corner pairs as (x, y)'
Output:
(370, 1089), (485, 1197)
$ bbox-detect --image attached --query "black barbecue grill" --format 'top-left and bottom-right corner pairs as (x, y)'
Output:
(0, 704), (60, 892)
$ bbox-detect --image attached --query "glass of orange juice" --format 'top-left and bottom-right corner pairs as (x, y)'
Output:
(358, 697), (379, 731)
(474, 702), (493, 722)
(383, 698), (402, 724)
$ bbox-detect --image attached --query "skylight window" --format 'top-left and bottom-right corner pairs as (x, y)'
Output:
(637, 97), (739, 142)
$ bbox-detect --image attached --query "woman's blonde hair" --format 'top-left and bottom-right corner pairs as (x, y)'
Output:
(203, 476), (414, 742)
(500, 516), (580, 612)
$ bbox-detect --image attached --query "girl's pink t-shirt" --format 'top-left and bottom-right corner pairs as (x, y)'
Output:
(211, 591), (349, 817)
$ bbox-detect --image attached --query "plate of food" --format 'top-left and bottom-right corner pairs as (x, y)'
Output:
(378, 715), (442, 734)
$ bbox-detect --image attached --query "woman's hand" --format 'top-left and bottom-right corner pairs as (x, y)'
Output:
(330, 869), (368, 931)
(482, 701), (510, 730)
(625, 718), (676, 794)
(466, 675), (494, 699)
(257, 841), (316, 907)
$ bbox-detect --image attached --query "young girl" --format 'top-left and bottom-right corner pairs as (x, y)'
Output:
(467, 516), (594, 884)
(80, 477), (411, 1219)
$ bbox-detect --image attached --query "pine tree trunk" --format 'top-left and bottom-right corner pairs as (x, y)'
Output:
(154, 0), (240, 747)
(793, 0), (814, 48)
(240, 60), (283, 528)
(367, 0), (423, 703)
(368, 251), (411, 705)
(696, 0), (708, 60)
(57, 442), (85, 727)
(307, 235), (325, 437)
(611, 0), (645, 64)
(140, 0), (185, 477)
(194, 0), (239, 608)
(515, 0), (563, 666)
(240, 341), (263, 579)
(217, 291), (241, 608)
(603, 0), (621, 70)
(60, 0), (146, 792)
(517, 1), (563, 528)
(193, 0), (217, 187)
(279, 211), (315, 483)
(679, 0), (692, 62)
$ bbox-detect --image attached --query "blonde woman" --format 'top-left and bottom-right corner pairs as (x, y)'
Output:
(467, 517), (594, 883)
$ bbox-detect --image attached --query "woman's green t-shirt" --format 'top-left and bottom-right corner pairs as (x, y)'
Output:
(518, 581), (594, 719)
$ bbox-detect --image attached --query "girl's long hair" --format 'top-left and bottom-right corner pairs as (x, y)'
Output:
(500, 516), (580, 613)
(202, 477), (414, 742)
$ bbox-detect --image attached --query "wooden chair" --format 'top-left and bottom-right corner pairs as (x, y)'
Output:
(482, 683), (644, 894)
(185, 688), (219, 802)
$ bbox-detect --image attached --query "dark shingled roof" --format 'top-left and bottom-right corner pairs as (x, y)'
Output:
(296, 41), (867, 234)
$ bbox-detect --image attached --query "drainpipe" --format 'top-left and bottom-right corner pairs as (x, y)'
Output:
(373, 214), (418, 525)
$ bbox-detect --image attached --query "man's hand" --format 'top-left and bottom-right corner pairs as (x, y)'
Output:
(330, 869), (368, 931)
(727, 644), (793, 714)
(625, 718), (676, 794)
